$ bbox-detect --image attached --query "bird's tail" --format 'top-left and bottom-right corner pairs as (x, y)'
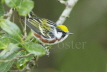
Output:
(21, 11), (41, 34)
(27, 11), (39, 19)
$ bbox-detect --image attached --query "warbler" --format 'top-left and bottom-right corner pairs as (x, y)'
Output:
(25, 12), (73, 45)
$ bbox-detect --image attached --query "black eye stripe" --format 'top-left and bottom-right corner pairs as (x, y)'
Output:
(56, 28), (66, 38)
(61, 32), (66, 38)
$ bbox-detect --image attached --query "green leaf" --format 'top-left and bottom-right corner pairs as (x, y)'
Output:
(23, 42), (46, 56)
(0, 43), (20, 72)
(4, 0), (34, 16)
(0, 32), (19, 49)
(0, 20), (22, 42)
(0, 43), (20, 59)
(0, 30), (21, 43)
(0, 61), (14, 72)
(17, 0), (34, 16)
(0, 30), (6, 37)
(0, 2), (4, 20)
(25, 31), (34, 41)
(16, 58), (27, 70)
(5, 0), (21, 8)
(0, 38), (10, 49)
(0, 32), (20, 44)
(1, 0), (5, 4)
(16, 50), (34, 70)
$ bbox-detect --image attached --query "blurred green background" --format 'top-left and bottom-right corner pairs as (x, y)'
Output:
(31, 0), (107, 72)
(4, 0), (107, 72)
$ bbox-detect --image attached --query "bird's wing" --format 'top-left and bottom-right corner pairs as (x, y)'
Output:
(26, 17), (41, 35)
(27, 17), (55, 38)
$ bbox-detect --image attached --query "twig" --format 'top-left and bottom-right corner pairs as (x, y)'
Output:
(0, 32), (5, 35)
(56, 0), (78, 25)
(23, 16), (27, 39)
(0, 53), (32, 62)
(4, 8), (13, 20)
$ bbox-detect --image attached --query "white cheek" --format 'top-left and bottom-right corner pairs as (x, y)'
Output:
(56, 32), (62, 39)
(54, 28), (63, 39)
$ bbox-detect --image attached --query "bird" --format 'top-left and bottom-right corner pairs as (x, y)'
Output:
(24, 12), (73, 45)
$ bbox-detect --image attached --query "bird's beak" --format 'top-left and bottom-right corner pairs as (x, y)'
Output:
(67, 32), (73, 35)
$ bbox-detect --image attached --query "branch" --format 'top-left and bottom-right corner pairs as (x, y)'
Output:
(23, 16), (27, 40)
(4, 8), (13, 20)
(0, 53), (32, 62)
(56, 0), (78, 25)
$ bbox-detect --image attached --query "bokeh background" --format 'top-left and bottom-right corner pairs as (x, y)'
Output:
(31, 0), (107, 72)
(4, 0), (107, 72)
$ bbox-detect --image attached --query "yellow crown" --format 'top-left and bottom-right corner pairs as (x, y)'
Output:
(57, 25), (69, 32)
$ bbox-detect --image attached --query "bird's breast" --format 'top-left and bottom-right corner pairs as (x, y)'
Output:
(34, 33), (61, 44)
